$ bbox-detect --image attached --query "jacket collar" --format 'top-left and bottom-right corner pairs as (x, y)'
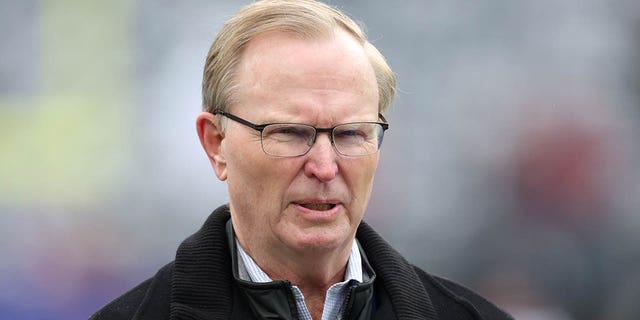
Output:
(170, 205), (235, 320)
(356, 221), (439, 319)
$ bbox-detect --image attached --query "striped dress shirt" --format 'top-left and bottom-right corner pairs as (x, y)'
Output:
(236, 239), (364, 320)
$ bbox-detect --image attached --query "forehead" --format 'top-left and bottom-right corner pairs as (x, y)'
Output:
(232, 29), (378, 118)
(242, 30), (371, 81)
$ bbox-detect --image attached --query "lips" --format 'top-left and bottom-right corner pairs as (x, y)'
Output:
(292, 200), (341, 221)
(299, 203), (336, 211)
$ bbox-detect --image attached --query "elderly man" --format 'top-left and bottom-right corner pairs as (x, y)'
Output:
(91, 0), (512, 319)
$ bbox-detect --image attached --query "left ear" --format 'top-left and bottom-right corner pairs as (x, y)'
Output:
(196, 112), (228, 181)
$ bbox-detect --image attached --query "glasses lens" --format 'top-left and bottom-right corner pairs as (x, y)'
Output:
(333, 123), (384, 156)
(261, 123), (316, 157)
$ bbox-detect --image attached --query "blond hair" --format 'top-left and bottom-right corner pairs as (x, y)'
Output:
(202, 0), (396, 114)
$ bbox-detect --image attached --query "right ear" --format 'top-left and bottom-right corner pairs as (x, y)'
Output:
(196, 112), (228, 181)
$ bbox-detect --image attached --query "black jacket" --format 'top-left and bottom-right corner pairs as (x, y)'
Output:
(90, 205), (513, 320)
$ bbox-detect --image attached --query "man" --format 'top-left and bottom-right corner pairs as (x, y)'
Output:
(91, 0), (513, 319)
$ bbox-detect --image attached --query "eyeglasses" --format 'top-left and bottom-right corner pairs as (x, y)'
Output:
(213, 110), (389, 157)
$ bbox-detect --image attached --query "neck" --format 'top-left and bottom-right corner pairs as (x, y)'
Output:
(268, 254), (347, 320)
(252, 242), (351, 286)
(238, 236), (353, 307)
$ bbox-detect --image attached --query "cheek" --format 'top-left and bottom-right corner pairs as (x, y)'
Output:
(226, 144), (301, 205)
(344, 156), (379, 204)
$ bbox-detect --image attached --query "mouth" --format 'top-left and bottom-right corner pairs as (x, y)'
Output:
(292, 200), (341, 222)
(298, 203), (337, 211)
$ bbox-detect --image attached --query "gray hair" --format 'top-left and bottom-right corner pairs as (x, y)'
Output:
(202, 0), (396, 115)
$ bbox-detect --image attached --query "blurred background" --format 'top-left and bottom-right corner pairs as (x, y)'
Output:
(2, 0), (640, 319)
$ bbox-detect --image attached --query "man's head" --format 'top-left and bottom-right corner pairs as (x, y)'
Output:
(201, 0), (396, 115)
(196, 0), (396, 269)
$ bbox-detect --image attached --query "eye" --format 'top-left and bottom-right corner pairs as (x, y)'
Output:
(337, 129), (365, 138)
(271, 126), (306, 136)
(336, 123), (375, 138)
(273, 127), (302, 134)
(334, 127), (370, 145)
(264, 124), (312, 142)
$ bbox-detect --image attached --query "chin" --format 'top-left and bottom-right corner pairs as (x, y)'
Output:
(287, 229), (351, 253)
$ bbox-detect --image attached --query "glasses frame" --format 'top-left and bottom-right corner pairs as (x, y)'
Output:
(212, 110), (389, 157)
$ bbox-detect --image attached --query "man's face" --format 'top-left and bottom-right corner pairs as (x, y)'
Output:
(218, 29), (380, 260)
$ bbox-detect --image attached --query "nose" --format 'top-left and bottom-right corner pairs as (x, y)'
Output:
(303, 132), (338, 181)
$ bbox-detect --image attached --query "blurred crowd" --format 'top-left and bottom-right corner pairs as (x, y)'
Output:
(2, 0), (640, 319)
